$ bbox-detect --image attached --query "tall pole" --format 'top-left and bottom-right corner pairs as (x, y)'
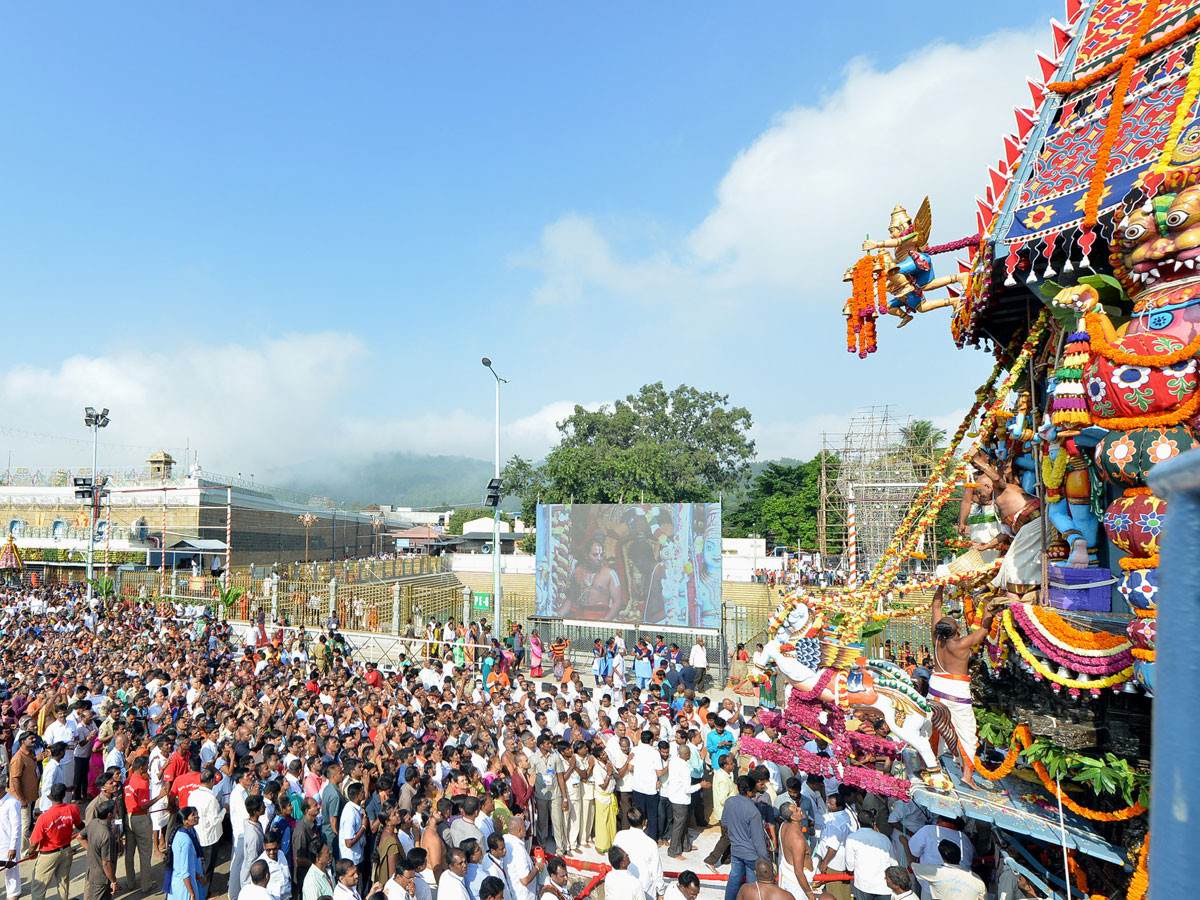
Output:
(85, 420), (98, 605)
(847, 483), (858, 590)
(493, 372), (502, 638)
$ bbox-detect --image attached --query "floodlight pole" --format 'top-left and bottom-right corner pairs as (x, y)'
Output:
(483, 358), (508, 640)
(83, 408), (109, 610)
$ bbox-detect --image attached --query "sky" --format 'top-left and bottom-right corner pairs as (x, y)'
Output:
(0, 3), (1056, 485)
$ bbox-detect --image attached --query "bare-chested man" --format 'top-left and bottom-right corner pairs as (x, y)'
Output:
(561, 540), (625, 620)
(972, 452), (1041, 600)
(777, 802), (816, 900)
(929, 587), (998, 789)
(420, 797), (446, 878)
(736, 859), (797, 900)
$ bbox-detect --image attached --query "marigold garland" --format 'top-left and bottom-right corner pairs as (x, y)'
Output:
(1021, 603), (1131, 653)
(974, 735), (1021, 780)
(1132, 647), (1156, 661)
(1128, 834), (1149, 900)
(1004, 610), (1134, 690)
(1083, 311), (1200, 365)
(1119, 554), (1160, 570)
(1048, 10), (1200, 93)
(975, 722), (1148, 820)
(1093, 386), (1200, 429)
(1080, 0), (1161, 230)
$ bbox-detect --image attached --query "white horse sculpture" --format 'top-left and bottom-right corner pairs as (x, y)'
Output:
(755, 597), (944, 776)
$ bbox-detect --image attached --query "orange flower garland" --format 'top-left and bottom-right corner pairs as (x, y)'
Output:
(974, 725), (1149, 820)
(1024, 605), (1131, 651)
(876, 264), (888, 315)
(1080, 0), (1161, 230)
(1128, 834), (1149, 900)
(1047, 10), (1200, 93)
(1093, 387), (1200, 429)
(1119, 554), (1160, 571)
(1083, 312), (1200, 365)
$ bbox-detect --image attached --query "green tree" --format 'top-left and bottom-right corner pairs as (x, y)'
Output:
(502, 382), (754, 526)
(899, 419), (947, 481)
(725, 453), (833, 549)
(447, 507), (514, 535)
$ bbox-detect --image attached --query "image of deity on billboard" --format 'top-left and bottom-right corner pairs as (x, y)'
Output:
(534, 502), (721, 630)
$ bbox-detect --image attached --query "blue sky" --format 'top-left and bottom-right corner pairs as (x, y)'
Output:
(0, 3), (1055, 479)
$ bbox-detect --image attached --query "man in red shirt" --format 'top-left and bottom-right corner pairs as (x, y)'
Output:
(123, 756), (157, 893)
(365, 662), (383, 688)
(160, 738), (192, 795)
(29, 783), (82, 900)
(170, 756), (203, 809)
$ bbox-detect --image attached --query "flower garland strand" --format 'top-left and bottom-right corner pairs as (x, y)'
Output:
(1004, 610), (1133, 691)
(974, 723), (1148, 821)
(1048, 10), (1200, 93)
(1128, 833), (1149, 900)
(1083, 311), (1200, 364)
(1080, 0), (1161, 231)
(1020, 603), (1132, 653)
(865, 312), (1049, 599)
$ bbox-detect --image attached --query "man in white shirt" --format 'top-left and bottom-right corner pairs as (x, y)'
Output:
(437, 849), (473, 900)
(602, 847), (644, 900)
(911, 840), (985, 900)
(886, 798), (929, 865)
(663, 871), (701, 900)
(664, 746), (702, 858)
(42, 706), (77, 798)
(191, 770), (224, 886)
(907, 817), (974, 897)
(627, 732), (666, 842)
(256, 829), (292, 900)
(842, 810), (897, 900)
(331, 859), (360, 900)
(0, 786), (22, 900)
(613, 808), (665, 900)
(38, 744), (68, 812)
(502, 818), (543, 900)
(481, 833), (513, 900)
(815, 793), (858, 893)
(883, 867), (920, 900)
(242, 860), (277, 900)
(688, 639), (708, 691)
(338, 783), (366, 867)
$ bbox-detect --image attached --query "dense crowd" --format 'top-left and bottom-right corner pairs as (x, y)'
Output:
(0, 581), (1007, 900)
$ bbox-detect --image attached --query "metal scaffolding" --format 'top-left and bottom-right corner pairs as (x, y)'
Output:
(816, 406), (942, 581)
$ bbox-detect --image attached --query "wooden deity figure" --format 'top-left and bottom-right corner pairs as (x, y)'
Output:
(862, 198), (965, 326)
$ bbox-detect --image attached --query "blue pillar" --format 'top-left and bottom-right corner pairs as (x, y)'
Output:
(1146, 450), (1200, 898)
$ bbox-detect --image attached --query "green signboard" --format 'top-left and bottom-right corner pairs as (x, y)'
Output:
(472, 592), (491, 612)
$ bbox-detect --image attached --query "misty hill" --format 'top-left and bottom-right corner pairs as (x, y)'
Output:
(266, 451), (496, 509)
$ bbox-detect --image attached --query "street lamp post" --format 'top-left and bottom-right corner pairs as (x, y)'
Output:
(298, 513), (318, 562)
(482, 358), (508, 640)
(83, 407), (110, 608)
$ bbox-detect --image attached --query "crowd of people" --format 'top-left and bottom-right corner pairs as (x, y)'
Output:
(0, 581), (1009, 900)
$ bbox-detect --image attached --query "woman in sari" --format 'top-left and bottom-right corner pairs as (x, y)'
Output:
(528, 630), (544, 678)
(453, 625), (466, 667)
(166, 806), (205, 900)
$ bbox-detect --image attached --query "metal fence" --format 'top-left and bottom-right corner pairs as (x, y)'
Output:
(100, 566), (932, 682)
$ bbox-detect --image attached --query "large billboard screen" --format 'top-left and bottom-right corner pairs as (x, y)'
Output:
(535, 503), (721, 630)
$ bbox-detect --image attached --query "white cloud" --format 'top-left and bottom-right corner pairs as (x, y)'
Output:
(520, 28), (1047, 313)
(0, 335), (587, 475)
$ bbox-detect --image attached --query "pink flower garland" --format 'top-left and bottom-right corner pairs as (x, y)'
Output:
(742, 686), (914, 801)
(926, 234), (981, 255)
(1011, 604), (1133, 674)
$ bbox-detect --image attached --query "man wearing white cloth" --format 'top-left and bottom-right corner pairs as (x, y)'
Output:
(0, 784), (21, 900)
(929, 588), (998, 790)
